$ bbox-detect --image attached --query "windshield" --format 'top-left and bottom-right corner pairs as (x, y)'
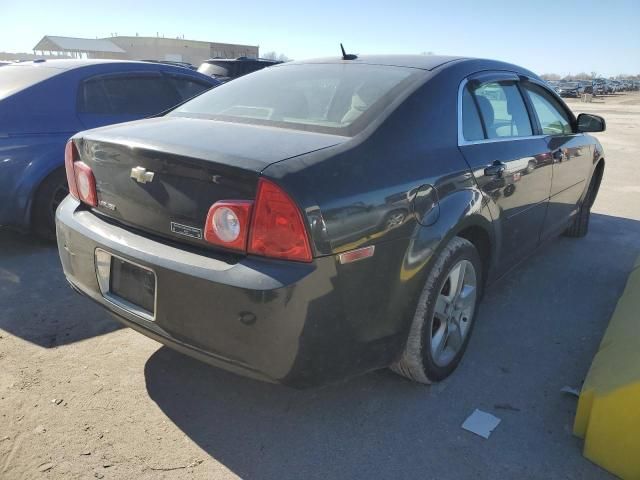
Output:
(171, 63), (423, 135)
(0, 65), (60, 100)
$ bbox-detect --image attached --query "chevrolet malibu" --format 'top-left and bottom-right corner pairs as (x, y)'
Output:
(57, 55), (606, 387)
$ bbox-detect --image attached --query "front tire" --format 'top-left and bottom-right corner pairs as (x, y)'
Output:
(392, 237), (482, 384)
(32, 169), (68, 241)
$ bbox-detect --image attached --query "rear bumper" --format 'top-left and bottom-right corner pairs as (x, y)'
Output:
(55, 196), (397, 387)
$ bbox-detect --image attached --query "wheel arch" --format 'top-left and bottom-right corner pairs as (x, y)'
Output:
(589, 157), (605, 205)
(14, 144), (67, 229)
(393, 188), (496, 341)
(441, 188), (498, 284)
(455, 223), (493, 288)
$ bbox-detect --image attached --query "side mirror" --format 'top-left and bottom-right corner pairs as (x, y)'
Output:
(577, 113), (606, 133)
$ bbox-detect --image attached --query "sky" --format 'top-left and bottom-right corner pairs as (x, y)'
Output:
(1, 0), (639, 77)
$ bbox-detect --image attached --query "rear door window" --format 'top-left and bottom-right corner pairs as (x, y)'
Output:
(79, 73), (180, 115)
(523, 84), (574, 135)
(461, 87), (485, 141)
(472, 82), (533, 139)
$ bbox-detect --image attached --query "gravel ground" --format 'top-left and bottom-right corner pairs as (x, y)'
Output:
(1, 92), (639, 480)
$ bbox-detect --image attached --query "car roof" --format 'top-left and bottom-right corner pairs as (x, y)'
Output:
(203, 58), (279, 64)
(282, 55), (467, 71)
(5, 59), (179, 71)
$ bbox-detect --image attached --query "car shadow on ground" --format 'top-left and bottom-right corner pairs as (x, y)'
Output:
(144, 213), (636, 479)
(0, 229), (121, 347)
(145, 347), (422, 479)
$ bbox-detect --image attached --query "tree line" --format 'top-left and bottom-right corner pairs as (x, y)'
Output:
(261, 51), (291, 62)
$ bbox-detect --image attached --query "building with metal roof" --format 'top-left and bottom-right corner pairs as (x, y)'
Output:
(33, 36), (126, 59)
(32, 35), (259, 66)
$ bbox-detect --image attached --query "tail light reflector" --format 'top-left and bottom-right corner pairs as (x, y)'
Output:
(204, 201), (253, 251)
(248, 179), (312, 262)
(64, 139), (97, 207)
(338, 245), (375, 264)
(74, 162), (98, 207)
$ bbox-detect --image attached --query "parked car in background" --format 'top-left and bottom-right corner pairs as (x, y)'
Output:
(557, 82), (581, 97)
(57, 55), (606, 387)
(593, 81), (607, 95)
(546, 80), (560, 92)
(141, 59), (197, 70)
(197, 57), (281, 82)
(603, 81), (614, 94)
(578, 82), (595, 96)
(0, 59), (219, 239)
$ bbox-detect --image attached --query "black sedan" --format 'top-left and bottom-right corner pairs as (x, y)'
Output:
(56, 55), (606, 387)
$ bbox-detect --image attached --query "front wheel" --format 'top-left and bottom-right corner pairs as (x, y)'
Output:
(392, 237), (483, 384)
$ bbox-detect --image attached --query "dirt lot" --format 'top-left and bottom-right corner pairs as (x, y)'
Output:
(1, 92), (639, 480)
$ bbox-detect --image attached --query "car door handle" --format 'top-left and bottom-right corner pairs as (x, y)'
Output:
(484, 161), (506, 177)
(553, 150), (566, 162)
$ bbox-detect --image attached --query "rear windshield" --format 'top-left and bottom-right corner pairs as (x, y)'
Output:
(197, 60), (275, 79)
(198, 62), (236, 78)
(0, 65), (60, 100)
(171, 63), (423, 135)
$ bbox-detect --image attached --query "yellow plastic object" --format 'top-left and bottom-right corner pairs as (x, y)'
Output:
(574, 255), (640, 480)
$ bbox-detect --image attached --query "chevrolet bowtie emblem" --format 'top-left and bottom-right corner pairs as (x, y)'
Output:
(130, 166), (155, 184)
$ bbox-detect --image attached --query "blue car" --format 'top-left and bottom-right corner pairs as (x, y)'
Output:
(0, 59), (219, 239)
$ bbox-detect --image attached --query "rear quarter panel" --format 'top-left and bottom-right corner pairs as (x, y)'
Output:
(263, 65), (497, 364)
(0, 135), (70, 227)
(0, 69), (82, 227)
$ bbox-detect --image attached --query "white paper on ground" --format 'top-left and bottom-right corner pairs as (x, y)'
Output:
(461, 409), (502, 439)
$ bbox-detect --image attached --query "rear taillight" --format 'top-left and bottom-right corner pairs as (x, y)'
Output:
(64, 140), (79, 199)
(203, 178), (312, 262)
(204, 201), (253, 251)
(248, 179), (312, 262)
(64, 140), (98, 207)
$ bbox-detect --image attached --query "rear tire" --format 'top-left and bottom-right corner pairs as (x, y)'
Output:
(391, 237), (483, 384)
(564, 167), (601, 238)
(32, 169), (68, 241)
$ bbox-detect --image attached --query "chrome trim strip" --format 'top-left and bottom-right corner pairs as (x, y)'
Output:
(456, 77), (468, 147)
(94, 248), (158, 322)
(460, 135), (548, 146)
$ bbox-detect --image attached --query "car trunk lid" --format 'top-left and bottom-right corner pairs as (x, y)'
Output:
(76, 117), (345, 250)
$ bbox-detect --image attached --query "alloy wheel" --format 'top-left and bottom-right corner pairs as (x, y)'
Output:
(430, 259), (477, 367)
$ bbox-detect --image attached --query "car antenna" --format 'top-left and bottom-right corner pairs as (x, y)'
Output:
(340, 43), (357, 60)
